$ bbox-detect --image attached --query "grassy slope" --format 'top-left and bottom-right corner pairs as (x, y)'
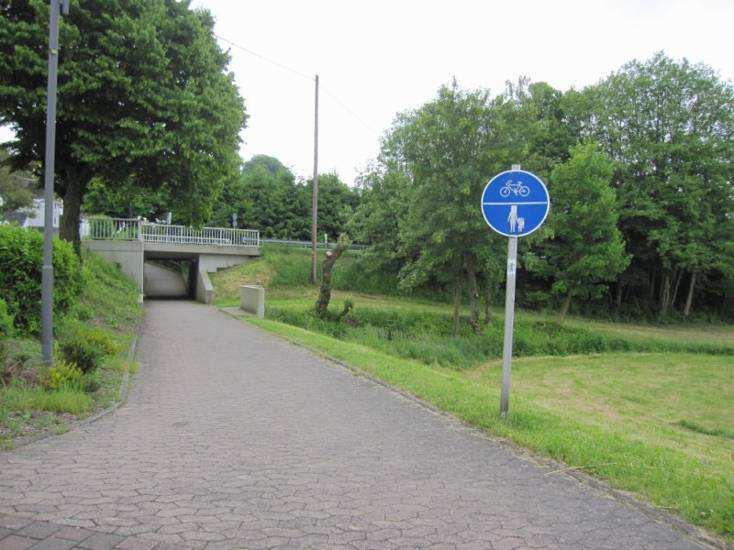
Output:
(0, 252), (142, 448)
(213, 247), (734, 540)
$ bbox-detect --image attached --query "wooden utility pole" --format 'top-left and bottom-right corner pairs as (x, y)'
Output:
(310, 74), (319, 283)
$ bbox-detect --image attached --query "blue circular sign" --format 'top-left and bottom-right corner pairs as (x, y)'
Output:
(481, 170), (550, 237)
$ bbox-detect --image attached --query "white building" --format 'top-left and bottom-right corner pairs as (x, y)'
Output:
(21, 198), (63, 229)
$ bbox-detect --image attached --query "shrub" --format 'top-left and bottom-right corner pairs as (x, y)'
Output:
(0, 225), (82, 334)
(0, 298), (13, 339)
(58, 324), (117, 373)
(0, 297), (13, 363)
(43, 360), (83, 391)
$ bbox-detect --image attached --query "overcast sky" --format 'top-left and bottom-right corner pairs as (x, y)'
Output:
(3, 0), (733, 186)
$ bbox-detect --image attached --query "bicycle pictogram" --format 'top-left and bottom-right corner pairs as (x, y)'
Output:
(499, 179), (530, 198)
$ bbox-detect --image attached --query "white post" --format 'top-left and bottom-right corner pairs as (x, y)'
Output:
(500, 163), (521, 418)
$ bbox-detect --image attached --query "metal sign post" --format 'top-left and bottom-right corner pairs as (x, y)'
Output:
(500, 230), (518, 417)
(480, 164), (550, 417)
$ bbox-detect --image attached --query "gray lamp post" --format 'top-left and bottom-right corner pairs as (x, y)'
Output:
(41, 0), (70, 365)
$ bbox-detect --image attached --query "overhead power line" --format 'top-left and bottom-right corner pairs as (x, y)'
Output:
(214, 33), (378, 136)
(215, 34), (312, 81)
(321, 86), (379, 136)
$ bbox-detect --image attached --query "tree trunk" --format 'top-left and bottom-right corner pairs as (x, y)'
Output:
(683, 272), (697, 317)
(59, 179), (85, 254)
(463, 251), (480, 333)
(659, 273), (671, 317)
(649, 271), (657, 301)
(483, 279), (492, 325)
(615, 282), (623, 310)
(671, 269), (682, 311)
(315, 237), (349, 318)
(559, 293), (572, 319)
(452, 279), (463, 338)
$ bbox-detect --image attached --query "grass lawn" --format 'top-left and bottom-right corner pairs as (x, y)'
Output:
(212, 253), (733, 541)
(0, 253), (142, 448)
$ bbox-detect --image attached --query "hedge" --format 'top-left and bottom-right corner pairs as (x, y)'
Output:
(0, 225), (82, 334)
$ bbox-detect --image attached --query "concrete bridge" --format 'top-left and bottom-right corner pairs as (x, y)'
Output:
(83, 217), (259, 303)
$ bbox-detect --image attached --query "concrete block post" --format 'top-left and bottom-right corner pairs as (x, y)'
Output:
(240, 285), (265, 318)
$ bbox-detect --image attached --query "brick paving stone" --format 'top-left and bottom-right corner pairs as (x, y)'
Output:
(77, 532), (125, 550)
(15, 523), (60, 541)
(0, 535), (36, 550)
(0, 301), (711, 549)
(27, 537), (77, 550)
(114, 537), (159, 550)
(53, 527), (93, 542)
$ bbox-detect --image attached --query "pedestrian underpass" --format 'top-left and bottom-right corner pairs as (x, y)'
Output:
(143, 259), (196, 299)
(82, 217), (260, 303)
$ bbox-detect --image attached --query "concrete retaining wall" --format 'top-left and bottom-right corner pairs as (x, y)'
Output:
(197, 268), (214, 304)
(84, 240), (144, 292)
(240, 285), (265, 318)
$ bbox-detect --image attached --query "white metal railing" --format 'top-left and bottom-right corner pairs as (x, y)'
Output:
(85, 217), (260, 248)
(85, 217), (140, 241)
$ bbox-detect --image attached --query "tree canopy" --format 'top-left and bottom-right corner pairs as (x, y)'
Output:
(352, 53), (733, 321)
(0, 0), (246, 247)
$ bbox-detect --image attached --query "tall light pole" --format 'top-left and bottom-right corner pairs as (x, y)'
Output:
(310, 74), (319, 284)
(41, 0), (69, 365)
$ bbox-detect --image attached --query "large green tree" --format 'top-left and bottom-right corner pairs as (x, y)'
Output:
(0, 0), (246, 249)
(379, 82), (502, 331)
(527, 142), (629, 317)
(583, 52), (734, 315)
(0, 146), (35, 216)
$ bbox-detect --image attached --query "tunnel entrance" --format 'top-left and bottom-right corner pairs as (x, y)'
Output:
(143, 257), (198, 299)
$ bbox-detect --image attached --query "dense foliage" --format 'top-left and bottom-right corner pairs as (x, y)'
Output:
(0, 0), (246, 248)
(351, 54), (734, 321)
(0, 225), (82, 333)
(0, 148), (34, 217)
(208, 155), (360, 241)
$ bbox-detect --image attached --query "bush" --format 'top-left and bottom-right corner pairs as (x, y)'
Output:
(0, 225), (83, 334)
(0, 298), (13, 363)
(58, 324), (117, 373)
(43, 360), (83, 391)
(0, 298), (13, 339)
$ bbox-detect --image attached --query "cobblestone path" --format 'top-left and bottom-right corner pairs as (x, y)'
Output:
(0, 301), (706, 549)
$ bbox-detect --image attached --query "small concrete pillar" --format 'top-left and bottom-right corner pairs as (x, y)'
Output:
(240, 285), (265, 318)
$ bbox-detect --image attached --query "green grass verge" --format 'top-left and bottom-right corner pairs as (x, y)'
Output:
(1, 384), (92, 415)
(0, 251), (142, 448)
(217, 287), (733, 368)
(244, 316), (734, 541)
(210, 244), (427, 305)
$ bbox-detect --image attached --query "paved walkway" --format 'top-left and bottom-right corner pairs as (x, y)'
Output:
(0, 301), (705, 549)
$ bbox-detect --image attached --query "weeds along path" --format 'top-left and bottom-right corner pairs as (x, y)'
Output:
(0, 301), (706, 549)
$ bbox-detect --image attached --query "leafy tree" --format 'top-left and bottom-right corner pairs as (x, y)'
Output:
(527, 142), (629, 317)
(0, 0), (246, 249)
(216, 157), (359, 241)
(305, 173), (360, 243)
(0, 147), (35, 216)
(227, 155), (308, 238)
(349, 166), (412, 273)
(378, 81), (503, 331)
(583, 52), (734, 315)
(83, 177), (171, 220)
